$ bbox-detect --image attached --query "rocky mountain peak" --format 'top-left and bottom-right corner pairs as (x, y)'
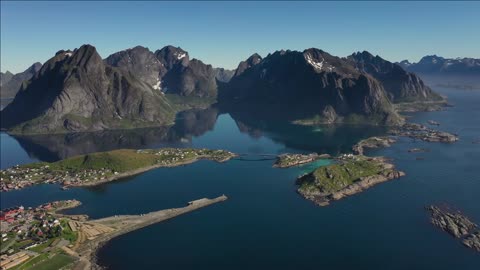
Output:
(104, 45), (164, 89)
(348, 52), (440, 102)
(155, 45), (190, 70)
(233, 53), (262, 77)
(419, 55), (445, 65)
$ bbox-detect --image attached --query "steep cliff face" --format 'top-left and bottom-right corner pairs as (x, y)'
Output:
(161, 58), (217, 98)
(234, 53), (262, 77)
(1, 45), (175, 133)
(221, 48), (402, 125)
(348, 51), (442, 102)
(0, 63), (42, 98)
(106, 45), (218, 98)
(1, 71), (14, 86)
(104, 46), (166, 90)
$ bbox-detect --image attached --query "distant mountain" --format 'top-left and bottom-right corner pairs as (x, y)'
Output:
(398, 55), (480, 75)
(0, 63), (42, 98)
(1, 45), (175, 133)
(1, 71), (14, 86)
(221, 48), (404, 125)
(348, 51), (442, 102)
(213, 68), (235, 83)
(106, 45), (217, 98)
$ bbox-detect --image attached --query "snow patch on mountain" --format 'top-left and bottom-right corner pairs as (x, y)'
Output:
(305, 53), (324, 71)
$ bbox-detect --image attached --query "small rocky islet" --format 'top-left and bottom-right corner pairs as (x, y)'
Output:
(352, 136), (397, 155)
(427, 205), (480, 252)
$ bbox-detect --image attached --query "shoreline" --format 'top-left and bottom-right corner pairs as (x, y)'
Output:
(67, 155), (236, 188)
(296, 155), (405, 206)
(1, 148), (237, 192)
(60, 195), (228, 269)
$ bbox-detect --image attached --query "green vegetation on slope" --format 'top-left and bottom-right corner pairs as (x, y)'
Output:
(2, 148), (235, 188)
(298, 157), (384, 194)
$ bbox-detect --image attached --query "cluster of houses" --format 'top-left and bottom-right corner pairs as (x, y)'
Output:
(0, 200), (79, 254)
(0, 200), (80, 269)
(0, 163), (117, 192)
(139, 148), (234, 165)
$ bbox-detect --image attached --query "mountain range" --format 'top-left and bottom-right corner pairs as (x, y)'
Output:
(1, 44), (450, 133)
(398, 55), (480, 75)
(220, 49), (440, 125)
(0, 62), (42, 98)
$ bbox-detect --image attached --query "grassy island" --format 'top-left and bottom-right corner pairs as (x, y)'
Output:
(296, 155), (405, 206)
(0, 148), (236, 191)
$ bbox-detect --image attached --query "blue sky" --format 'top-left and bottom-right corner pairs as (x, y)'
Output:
(1, 1), (479, 73)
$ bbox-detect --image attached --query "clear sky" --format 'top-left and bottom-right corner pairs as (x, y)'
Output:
(1, 1), (479, 73)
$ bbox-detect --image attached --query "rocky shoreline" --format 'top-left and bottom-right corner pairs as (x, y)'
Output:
(427, 205), (480, 252)
(273, 153), (331, 168)
(67, 154), (236, 189)
(390, 123), (458, 143)
(296, 155), (405, 206)
(352, 136), (397, 155)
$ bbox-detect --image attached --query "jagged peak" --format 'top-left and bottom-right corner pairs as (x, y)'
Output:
(155, 45), (189, 58)
(27, 62), (42, 72)
(419, 55), (445, 63)
(303, 48), (327, 55)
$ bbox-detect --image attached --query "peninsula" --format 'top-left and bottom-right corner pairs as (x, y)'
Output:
(0, 196), (228, 270)
(0, 148), (236, 192)
(296, 155), (405, 206)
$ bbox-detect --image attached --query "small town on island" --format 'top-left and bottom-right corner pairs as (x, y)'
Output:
(0, 148), (236, 192)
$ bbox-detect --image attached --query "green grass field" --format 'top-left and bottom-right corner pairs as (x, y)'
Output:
(29, 254), (74, 270)
(298, 158), (384, 194)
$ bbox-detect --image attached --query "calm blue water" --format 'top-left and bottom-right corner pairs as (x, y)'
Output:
(1, 87), (479, 269)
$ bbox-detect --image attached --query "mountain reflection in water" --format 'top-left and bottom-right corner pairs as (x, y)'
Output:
(8, 106), (387, 163)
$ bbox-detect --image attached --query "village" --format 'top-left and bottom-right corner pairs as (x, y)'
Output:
(273, 153), (331, 168)
(0, 200), (80, 270)
(0, 148), (236, 192)
(0, 165), (114, 192)
(0, 196), (227, 270)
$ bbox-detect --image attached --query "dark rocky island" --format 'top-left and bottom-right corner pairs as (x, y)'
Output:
(390, 123), (458, 143)
(427, 205), (480, 252)
(352, 136), (397, 155)
(296, 155), (405, 206)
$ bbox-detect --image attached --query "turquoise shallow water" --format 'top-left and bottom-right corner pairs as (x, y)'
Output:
(1, 86), (479, 269)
